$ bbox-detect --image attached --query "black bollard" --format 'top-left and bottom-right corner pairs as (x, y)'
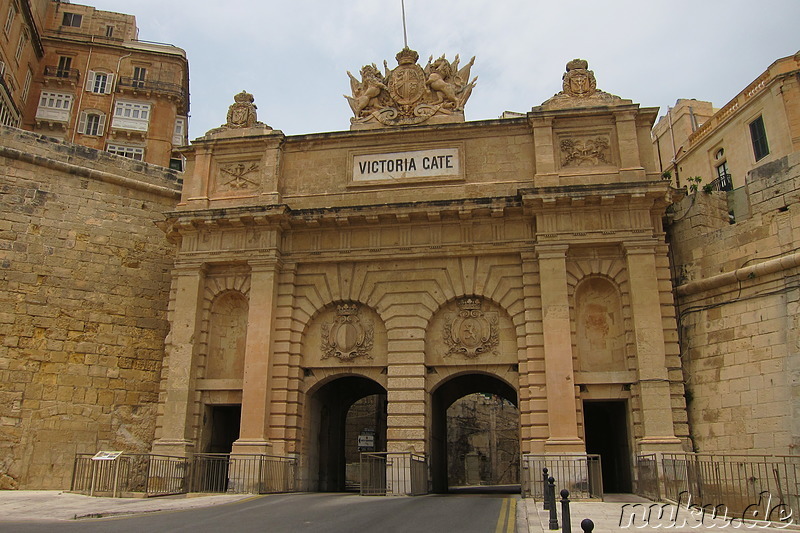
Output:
(580, 518), (594, 532)
(542, 467), (550, 510)
(548, 476), (559, 530)
(560, 489), (571, 533)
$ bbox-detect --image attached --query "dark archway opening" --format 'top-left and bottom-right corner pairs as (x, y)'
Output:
(310, 376), (387, 492)
(207, 404), (241, 453)
(583, 400), (632, 493)
(431, 373), (519, 494)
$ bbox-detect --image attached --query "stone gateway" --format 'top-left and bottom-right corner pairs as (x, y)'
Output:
(151, 55), (688, 493)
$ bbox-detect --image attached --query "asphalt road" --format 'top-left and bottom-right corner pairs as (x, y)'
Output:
(3, 492), (520, 533)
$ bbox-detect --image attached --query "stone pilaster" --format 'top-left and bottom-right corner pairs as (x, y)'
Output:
(385, 319), (427, 454)
(537, 244), (583, 452)
(624, 242), (682, 452)
(232, 257), (282, 455)
(531, 116), (558, 186)
(614, 110), (645, 180)
(152, 262), (207, 458)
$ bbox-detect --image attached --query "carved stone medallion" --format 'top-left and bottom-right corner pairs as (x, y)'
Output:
(321, 303), (374, 362)
(560, 136), (611, 167)
(443, 297), (499, 358)
(219, 162), (260, 190)
(562, 59), (597, 98)
(538, 59), (629, 110)
(388, 49), (426, 105)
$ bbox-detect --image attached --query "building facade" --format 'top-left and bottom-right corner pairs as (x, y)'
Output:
(652, 52), (800, 194)
(0, 0), (189, 168)
(150, 56), (689, 493)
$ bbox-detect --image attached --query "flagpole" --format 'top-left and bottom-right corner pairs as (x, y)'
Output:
(401, 0), (408, 48)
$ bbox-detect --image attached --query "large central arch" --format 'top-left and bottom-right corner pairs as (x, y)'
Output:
(430, 373), (519, 493)
(306, 375), (387, 492)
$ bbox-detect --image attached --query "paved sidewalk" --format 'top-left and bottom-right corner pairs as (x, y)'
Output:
(0, 491), (254, 522)
(522, 494), (800, 532)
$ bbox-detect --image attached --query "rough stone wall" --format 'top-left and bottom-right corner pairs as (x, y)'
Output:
(0, 127), (180, 489)
(668, 151), (800, 454)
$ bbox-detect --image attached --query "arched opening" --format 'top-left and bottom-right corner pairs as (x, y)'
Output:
(431, 373), (519, 494)
(307, 375), (387, 492)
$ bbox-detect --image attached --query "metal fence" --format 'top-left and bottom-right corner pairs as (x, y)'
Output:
(662, 453), (800, 520)
(359, 452), (428, 496)
(635, 453), (660, 501)
(71, 454), (187, 496)
(521, 454), (603, 500)
(190, 453), (297, 494)
(72, 452), (297, 497)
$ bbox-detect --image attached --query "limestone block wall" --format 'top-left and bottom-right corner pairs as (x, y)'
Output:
(669, 151), (800, 454)
(0, 127), (180, 489)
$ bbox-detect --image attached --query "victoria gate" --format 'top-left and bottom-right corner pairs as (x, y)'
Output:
(151, 53), (688, 495)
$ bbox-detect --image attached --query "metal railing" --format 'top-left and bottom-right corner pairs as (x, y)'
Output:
(359, 452), (428, 496)
(635, 453), (660, 501)
(662, 453), (800, 520)
(43, 65), (80, 83)
(116, 76), (186, 100)
(71, 453), (187, 496)
(521, 454), (603, 500)
(708, 173), (733, 192)
(190, 453), (297, 494)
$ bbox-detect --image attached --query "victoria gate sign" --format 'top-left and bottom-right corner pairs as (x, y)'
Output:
(352, 148), (460, 181)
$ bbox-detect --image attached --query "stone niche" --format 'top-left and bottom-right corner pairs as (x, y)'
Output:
(425, 296), (517, 366)
(302, 302), (388, 368)
(574, 277), (626, 372)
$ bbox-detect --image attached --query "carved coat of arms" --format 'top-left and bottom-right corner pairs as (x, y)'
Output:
(321, 303), (374, 362)
(345, 47), (477, 128)
(443, 297), (499, 359)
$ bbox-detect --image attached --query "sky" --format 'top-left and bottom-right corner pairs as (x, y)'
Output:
(85, 0), (800, 140)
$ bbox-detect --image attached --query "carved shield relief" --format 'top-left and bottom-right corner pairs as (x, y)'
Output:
(443, 297), (499, 358)
(321, 303), (374, 362)
(388, 64), (426, 106)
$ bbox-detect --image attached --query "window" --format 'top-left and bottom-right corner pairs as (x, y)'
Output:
(132, 66), (146, 88)
(105, 25), (114, 38)
(0, 89), (20, 126)
(56, 56), (72, 78)
(78, 111), (105, 136)
(38, 91), (72, 111)
(35, 91), (73, 122)
(749, 116), (769, 161)
(106, 143), (144, 160)
(21, 68), (31, 101)
(14, 30), (26, 61)
(4, 3), (16, 35)
(112, 100), (151, 131)
(62, 12), (82, 27)
(173, 117), (186, 145)
(715, 160), (732, 191)
(85, 70), (113, 94)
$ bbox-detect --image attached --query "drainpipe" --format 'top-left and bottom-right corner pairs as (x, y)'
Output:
(106, 52), (132, 148)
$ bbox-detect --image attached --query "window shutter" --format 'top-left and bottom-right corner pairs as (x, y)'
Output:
(77, 111), (87, 134)
(104, 74), (114, 94)
(85, 70), (95, 92)
(97, 114), (105, 136)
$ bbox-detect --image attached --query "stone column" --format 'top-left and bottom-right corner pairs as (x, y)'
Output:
(614, 110), (645, 181)
(152, 262), (207, 457)
(537, 244), (583, 452)
(624, 242), (682, 451)
(232, 257), (281, 455)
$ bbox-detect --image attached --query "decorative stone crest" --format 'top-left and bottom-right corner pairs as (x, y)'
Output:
(345, 47), (477, 129)
(443, 297), (499, 359)
(539, 59), (630, 110)
(321, 303), (374, 362)
(560, 136), (611, 167)
(205, 91), (271, 135)
(219, 162), (260, 190)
